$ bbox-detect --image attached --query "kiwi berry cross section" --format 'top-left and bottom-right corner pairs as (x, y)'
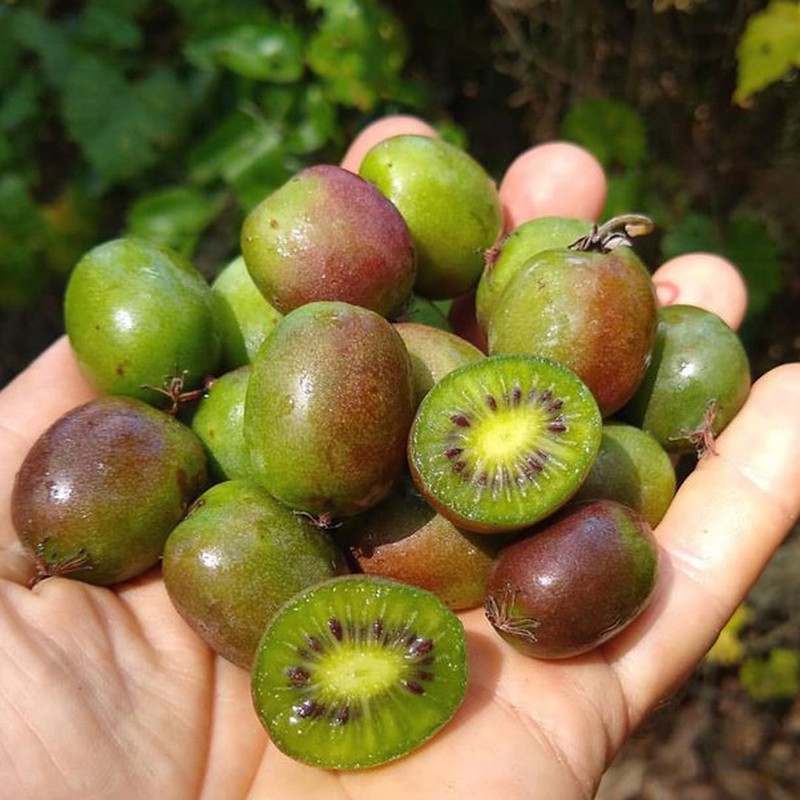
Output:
(408, 354), (602, 533)
(251, 575), (468, 770)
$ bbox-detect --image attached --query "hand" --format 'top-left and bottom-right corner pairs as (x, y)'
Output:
(1, 116), (799, 800)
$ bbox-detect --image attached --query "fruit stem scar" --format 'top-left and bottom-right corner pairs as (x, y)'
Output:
(484, 584), (541, 644)
(569, 214), (654, 253)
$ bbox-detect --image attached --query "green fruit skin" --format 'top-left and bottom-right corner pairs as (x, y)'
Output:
(475, 216), (592, 331)
(211, 255), (283, 369)
(393, 321), (485, 409)
(190, 367), (253, 482)
(359, 134), (503, 300)
(337, 475), (501, 610)
(240, 164), (416, 318)
(620, 304), (751, 452)
(244, 301), (415, 518)
(485, 499), (659, 659)
(572, 422), (676, 528)
(11, 396), (208, 585)
(64, 237), (221, 406)
(486, 246), (658, 417)
(163, 480), (349, 669)
(391, 293), (452, 331)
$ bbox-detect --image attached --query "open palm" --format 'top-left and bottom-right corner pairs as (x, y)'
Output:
(2, 117), (799, 800)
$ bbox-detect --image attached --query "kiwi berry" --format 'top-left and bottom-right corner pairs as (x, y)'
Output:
(12, 396), (208, 585)
(240, 164), (416, 318)
(620, 304), (751, 454)
(251, 574), (467, 770)
(337, 474), (500, 610)
(163, 480), (348, 669)
(210, 255), (282, 369)
(484, 499), (659, 659)
(394, 321), (485, 409)
(245, 301), (415, 519)
(189, 367), (252, 482)
(572, 421), (676, 528)
(64, 237), (221, 407)
(408, 354), (602, 534)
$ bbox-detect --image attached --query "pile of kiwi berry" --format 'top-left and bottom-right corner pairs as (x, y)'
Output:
(10, 133), (752, 771)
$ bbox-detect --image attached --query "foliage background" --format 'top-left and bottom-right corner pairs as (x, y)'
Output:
(0, 1), (799, 795)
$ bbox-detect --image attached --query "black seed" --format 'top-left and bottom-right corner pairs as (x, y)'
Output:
(451, 413), (471, 427)
(418, 670), (435, 682)
(372, 618), (384, 640)
(335, 704), (350, 725)
(548, 398), (564, 413)
(539, 388), (553, 404)
(408, 637), (434, 655)
(486, 394), (498, 411)
(510, 387), (522, 405)
(402, 679), (425, 695)
(453, 461), (466, 473)
(307, 635), (324, 653)
(285, 666), (310, 685)
(328, 618), (343, 641)
(445, 447), (463, 459)
(476, 472), (488, 487)
(547, 420), (567, 432)
(294, 699), (324, 718)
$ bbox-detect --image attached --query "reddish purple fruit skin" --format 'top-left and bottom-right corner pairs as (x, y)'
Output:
(241, 164), (417, 318)
(11, 396), (208, 585)
(484, 499), (659, 659)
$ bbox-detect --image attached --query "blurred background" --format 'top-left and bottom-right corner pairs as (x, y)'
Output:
(1, 1), (798, 795)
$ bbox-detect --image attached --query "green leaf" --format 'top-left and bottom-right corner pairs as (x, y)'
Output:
(10, 7), (74, 89)
(706, 604), (753, 666)
(0, 174), (47, 307)
(660, 212), (719, 260)
(0, 71), (42, 129)
(78, 3), (143, 50)
(259, 83), (337, 154)
(306, 0), (411, 111)
(725, 216), (783, 317)
(601, 169), (644, 220)
(560, 98), (648, 169)
(185, 21), (305, 82)
(188, 108), (282, 186)
(735, 1), (800, 103)
(126, 186), (224, 257)
(62, 57), (189, 185)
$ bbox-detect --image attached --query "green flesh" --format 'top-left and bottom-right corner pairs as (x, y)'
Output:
(408, 355), (602, 533)
(251, 575), (467, 770)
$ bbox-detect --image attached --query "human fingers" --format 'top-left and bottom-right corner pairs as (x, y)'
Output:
(652, 252), (748, 330)
(340, 115), (438, 172)
(606, 362), (800, 724)
(498, 142), (607, 230)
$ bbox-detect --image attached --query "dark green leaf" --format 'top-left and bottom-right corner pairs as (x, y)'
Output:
(660, 212), (719, 260)
(126, 186), (224, 257)
(10, 7), (73, 89)
(62, 57), (189, 185)
(0, 72), (42, 130)
(186, 21), (304, 82)
(79, 3), (143, 50)
(725, 216), (782, 317)
(601, 170), (644, 220)
(561, 98), (648, 169)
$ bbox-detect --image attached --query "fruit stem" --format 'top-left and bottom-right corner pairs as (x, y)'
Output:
(569, 214), (653, 253)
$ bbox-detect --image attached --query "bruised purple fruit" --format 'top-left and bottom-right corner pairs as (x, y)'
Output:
(241, 164), (416, 318)
(484, 499), (659, 659)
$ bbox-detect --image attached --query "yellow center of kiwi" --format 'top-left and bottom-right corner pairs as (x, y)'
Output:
(317, 645), (403, 699)
(471, 406), (549, 461)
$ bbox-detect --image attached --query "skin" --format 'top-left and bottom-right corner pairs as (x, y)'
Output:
(0, 115), (799, 799)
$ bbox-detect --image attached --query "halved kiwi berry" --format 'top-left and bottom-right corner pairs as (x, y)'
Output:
(408, 354), (602, 533)
(251, 575), (467, 770)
